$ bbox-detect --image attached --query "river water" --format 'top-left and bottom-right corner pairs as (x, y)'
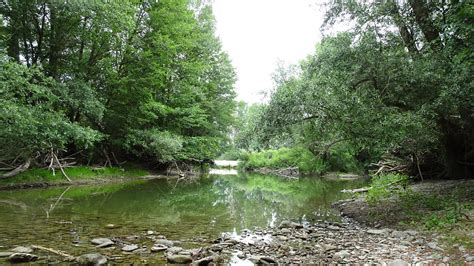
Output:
(0, 171), (367, 263)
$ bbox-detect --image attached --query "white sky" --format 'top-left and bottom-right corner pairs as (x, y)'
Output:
(213, 0), (326, 103)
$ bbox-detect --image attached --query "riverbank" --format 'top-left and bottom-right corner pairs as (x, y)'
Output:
(334, 179), (474, 260)
(2, 218), (471, 264)
(0, 166), (166, 190)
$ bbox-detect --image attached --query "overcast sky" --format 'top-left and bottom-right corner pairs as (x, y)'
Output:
(213, 0), (326, 103)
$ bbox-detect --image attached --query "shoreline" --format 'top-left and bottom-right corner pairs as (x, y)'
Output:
(0, 174), (171, 191)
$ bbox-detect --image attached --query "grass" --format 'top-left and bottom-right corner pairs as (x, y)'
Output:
(365, 174), (474, 250)
(0, 164), (150, 185)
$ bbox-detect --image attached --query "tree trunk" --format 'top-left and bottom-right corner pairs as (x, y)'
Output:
(408, 0), (441, 49)
(388, 1), (419, 55)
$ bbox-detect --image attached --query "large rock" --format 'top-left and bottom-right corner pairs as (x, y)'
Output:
(91, 238), (114, 248)
(8, 253), (38, 263)
(11, 246), (33, 253)
(76, 253), (108, 265)
(167, 247), (184, 254)
(155, 239), (174, 247)
(167, 254), (193, 264)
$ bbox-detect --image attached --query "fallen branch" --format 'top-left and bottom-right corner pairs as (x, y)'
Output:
(52, 153), (72, 183)
(32, 245), (75, 261)
(0, 158), (31, 178)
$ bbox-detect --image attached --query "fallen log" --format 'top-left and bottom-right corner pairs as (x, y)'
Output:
(0, 158), (31, 178)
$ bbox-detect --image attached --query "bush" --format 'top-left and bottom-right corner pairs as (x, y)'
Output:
(366, 173), (411, 203)
(240, 147), (328, 175)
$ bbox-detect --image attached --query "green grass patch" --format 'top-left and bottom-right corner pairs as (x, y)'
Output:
(0, 164), (149, 185)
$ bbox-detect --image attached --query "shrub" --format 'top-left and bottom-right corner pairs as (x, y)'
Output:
(366, 173), (411, 203)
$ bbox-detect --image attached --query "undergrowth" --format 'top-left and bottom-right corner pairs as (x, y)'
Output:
(239, 146), (362, 175)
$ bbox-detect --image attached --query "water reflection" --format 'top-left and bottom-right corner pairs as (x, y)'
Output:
(209, 169), (238, 175)
(0, 173), (368, 256)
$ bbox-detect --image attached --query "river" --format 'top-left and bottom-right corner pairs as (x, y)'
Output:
(0, 170), (367, 264)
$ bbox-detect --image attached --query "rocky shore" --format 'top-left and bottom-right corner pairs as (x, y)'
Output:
(2, 218), (472, 265)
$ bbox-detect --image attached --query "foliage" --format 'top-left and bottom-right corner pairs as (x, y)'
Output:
(0, 0), (236, 172)
(366, 173), (411, 203)
(246, 0), (474, 179)
(240, 147), (328, 175)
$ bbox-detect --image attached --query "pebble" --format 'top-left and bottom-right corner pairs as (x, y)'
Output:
(333, 250), (350, 260)
(388, 259), (409, 266)
(427, 242), (443, 252)
(167, 254), (192, 264)
(151, 244), (168, 252)
(76, 253), (107, 265)
(121, 244), (139, 252)
(155, 239), (174, 247)
(91, 238), (114, 248)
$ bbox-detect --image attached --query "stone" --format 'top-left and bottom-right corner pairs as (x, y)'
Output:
(323, 245), (337, 252)
(277, 236), (288, 241)
(333, 250), (350, 260)
(0, 252), (13, 258)
(391, 231), (408, 239)
(155, 239), (174, 247)
(260, 256), (277, 263)
(167, 254), (193, 264)
(427, 242), (443, 252)
(151, 244), (168, 252)
(388, 259), (409, 266)
(11, 246), (33, 253)
(405, 230), (418, 236)
(76, 253), (108, 265)
(192, 256), (214, 266)
(121, 244), (139, 252)
(466, 256), (474, 262)
(279, 221), (302, 229)
(327, 225), (341, 231)
(91, 238), (114, 248)
(8, 253), (38, 263)
(167, 247), (184, 254)
(367, 229), (389, 235)
(104, 224), (119, 229)
(209, 244), (224, 252)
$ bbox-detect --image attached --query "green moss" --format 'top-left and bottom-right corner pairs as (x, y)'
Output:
(0, 164), (149, 185)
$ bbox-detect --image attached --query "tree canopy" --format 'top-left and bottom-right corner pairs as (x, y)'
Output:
(239, 0), (473, 179)
(0, 0), (236, 175)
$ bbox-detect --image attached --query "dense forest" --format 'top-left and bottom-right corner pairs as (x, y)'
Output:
(1, 0), (236, 177)
(234, 0), (473, 179)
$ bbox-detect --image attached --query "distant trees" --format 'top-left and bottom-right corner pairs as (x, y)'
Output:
(0, 0), (235, 176)
(247, 0), (473, 178)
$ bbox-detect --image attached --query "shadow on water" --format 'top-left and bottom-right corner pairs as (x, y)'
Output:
(0, 172), (368, 261)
